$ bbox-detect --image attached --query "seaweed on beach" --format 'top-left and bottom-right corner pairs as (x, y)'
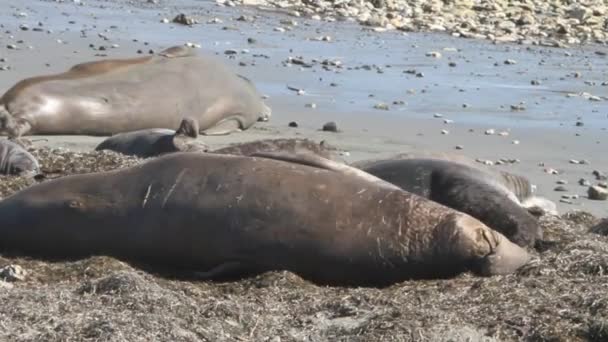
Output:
(0, 148), (607, 341)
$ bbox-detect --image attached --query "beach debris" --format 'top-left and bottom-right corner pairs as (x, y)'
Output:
(0, 265), (27, 282)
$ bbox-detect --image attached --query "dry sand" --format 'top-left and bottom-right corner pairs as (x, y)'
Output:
(0, 0), (608, 341)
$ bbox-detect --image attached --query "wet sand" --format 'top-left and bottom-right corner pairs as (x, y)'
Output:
(1, 0), (607, 216)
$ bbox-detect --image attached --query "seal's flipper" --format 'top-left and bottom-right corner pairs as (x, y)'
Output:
(498, 171), (533, 201)
(175, 117), (199, 138)
(430, 169), (540, 247)
(158, 45), (197, 58)
(251, 151), (401, 190)
(201, 119), (242, 136)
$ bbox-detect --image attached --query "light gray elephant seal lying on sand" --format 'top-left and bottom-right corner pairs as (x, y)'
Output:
(0, 45), (271, 137)
(352, 154), (552, 247)
(95, 118), (208, 158)
(0, 151), (528, 287)
(0, 139), (39, 176)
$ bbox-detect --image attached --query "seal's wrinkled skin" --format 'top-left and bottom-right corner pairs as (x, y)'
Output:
(0, 46), (271, 137)
(0, 139), (39, 176)
(212, 138), (339, 160)
(352, 156), (547, 247)
(0, 152), (528, 287)
(95, 118), (208, 158)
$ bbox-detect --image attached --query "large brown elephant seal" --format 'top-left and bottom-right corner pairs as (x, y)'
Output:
(95, 118), (208, 158)
(0, 139), (39, 176)
(352, 155), (547, 247)
(0, 152), (528, 287)
(0, 45), (271, 137)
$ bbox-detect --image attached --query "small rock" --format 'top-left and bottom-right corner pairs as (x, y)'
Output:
(455, 145), (463, 150)
(441, 129), (449, 135)
(322, 122), (338, 132)
(373, 103), (389, 110)
(425, 51), (441, 58)
(579, 178), (591, 186)
(0, 265), (27, 282)
(545, 168), (559, 175)
(288, 121), (298, 128)
(588, 186), (608, 200)
(557, 180), (568, 185)
(485, 129), (495, 135)
(305, 103), (316, 109)
(504, 59), (517, 65)
(554, 186), (568, 192)
(512, 140), (520, 145)
(172, 14), (198, 26)
(593, 170), (607, 180)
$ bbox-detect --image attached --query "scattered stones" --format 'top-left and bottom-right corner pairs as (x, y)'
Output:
(588, 186), (608, 200)
(373, 103), (389, 111)
(0, 264), (27, 282)
(322, 122), (338, 133)
(172, 14), (198, 26)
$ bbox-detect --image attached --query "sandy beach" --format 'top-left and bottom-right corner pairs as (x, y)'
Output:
(1, 0), (607, 341)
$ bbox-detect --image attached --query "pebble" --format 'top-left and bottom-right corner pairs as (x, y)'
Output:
(579, 178), (591, 186)
(373, 103), (389, 111)
(288, 121), (298, 128)
(322, 122), (338, 132)
(545, 168), (559, 175)
(455, 145), (463, 150)
(441, 129), (449, 135)
(554, 186), (568, 192)
(0, 264), (27, 282)
(485, 129), (495, 135)
(504, 59), (517, 65)
(557, 180), (568, 185)
(7, 44), (17, 50)
(593, 170), (607, 180)
(172, 14), (198, 26)
(588, 186), (608, 200)
(425, 51), (441, 58)
(512, 140), (520, 145)
(305, 103), (316, 109)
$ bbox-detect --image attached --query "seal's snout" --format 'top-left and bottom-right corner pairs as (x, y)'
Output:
(476, 230), (530, 276)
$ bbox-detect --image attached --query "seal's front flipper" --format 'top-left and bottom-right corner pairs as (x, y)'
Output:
(201, 119), (242, 136)
(251, 151), (401, 191)
(175, 117), (199, 138)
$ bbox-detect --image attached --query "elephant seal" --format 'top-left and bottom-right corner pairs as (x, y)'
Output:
(352, 156), (544, 247)
(0, 45), (271, 137)
(211, 138), (339, 160)
(0, 139), (39, 176)
(95, 117), (208, 158)
(0, 152), (528, 287)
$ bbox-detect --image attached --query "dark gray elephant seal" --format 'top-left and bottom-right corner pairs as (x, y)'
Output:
(95, 118), (208, 158)
(211, 138), (339, 160)
(0, 139), (39, 176)
(0, 45), (271, 137)
(0, 152), (528, 287)
(352, 156), (543, 247)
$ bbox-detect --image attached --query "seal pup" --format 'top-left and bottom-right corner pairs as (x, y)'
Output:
(0, 151), (528, 287)
(0, 139), (39, 176)
(352, 156), (545, 247)
(95, 118), (208, 158)
(0, 45), (271, 137)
